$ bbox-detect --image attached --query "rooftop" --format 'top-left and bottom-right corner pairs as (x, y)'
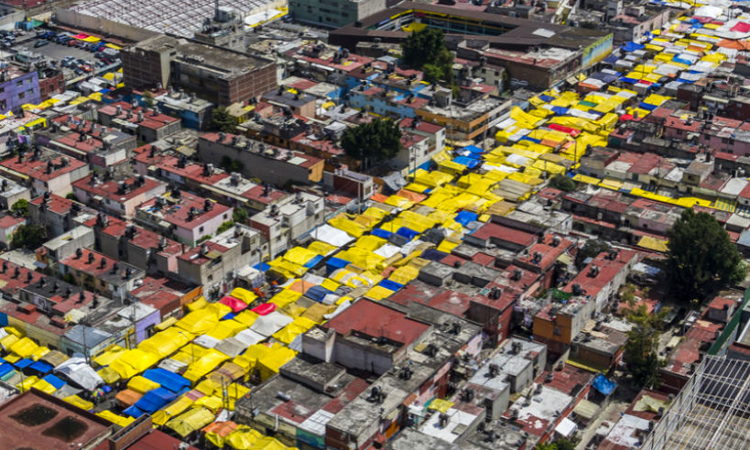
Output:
(0, 389), (112, 450)
(325, 299), (431, 347)
(60, 248), (144, 286)
(99, 101), (179, 131)
(138, 191), (231, 231)
(1, 151), (87, 182)
(73, 174), (165, 203)
(127, 34), (273, 77)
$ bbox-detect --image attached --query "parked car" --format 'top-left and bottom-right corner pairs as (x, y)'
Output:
(34, 40), (48, 48)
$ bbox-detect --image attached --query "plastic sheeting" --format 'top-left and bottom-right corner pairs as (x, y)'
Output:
(55, 357), (104, 391)
(166, 407), (216, 437)
(592, 373), (616, 395)
(152, 396), (194, 426)
(143, 368), (191, 393)
(109, 349), (160, 380)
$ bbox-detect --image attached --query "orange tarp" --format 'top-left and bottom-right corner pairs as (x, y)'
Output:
(370, 193), (389, 203)
(396, 189), (427, 204)
(115, 389), (143, 406)
(717, 39), (750, 50)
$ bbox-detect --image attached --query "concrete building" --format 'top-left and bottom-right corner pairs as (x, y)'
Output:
(136, 190), (233, 246)
(155, 89), (214, 130)
(29, 194), (93, 238)
(289, 0), (386, 28)
(98, 101), (182, 143)
(37, 226), (96, 269)
(176, 224), (264, 289)
(249, 191), (325, 257)
(0, 65), (41, 115)
(58, 247), (145, 302)
(73, 174), (167, 218)
(193, 5), (246, 51)
(0, 175), (30, 210)
(0, 148), (89, 197)
(197, 132), (324, 186)
(122, 34), (277, 105)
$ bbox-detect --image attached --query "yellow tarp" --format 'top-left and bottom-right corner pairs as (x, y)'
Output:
(0, 334), (18, 350)
(257, 345), (296, 381)
(97, 410), (136, 427)
(187, 296), (209, 311)
(638, 235), (668, 252)
(283, 247), (318, 266)
(98, 367), (121, 384)
(166, 407), (216, 437)
(364, 285), (394, 301)
(31, 379), (57, 394)
(308, 241), (337, 256)
(233, 310), (260, 327)
(184, 349), (231, 382)
(176, 309), (220, 335)
(127, 376), (160, 394)
(64, 395), (94, 411)
(94, 346), (126, 367)
(226, 426), (263, 450)
(109, 349), (160, 379)
(10, 337), (39, 358)
(230, 288), (257, 305)
(138, 327), (193, 359)
(194, 395), (224, 413)
(17, 376), (39, 392)
(206, 320), (247, 340)
(428, 398), (455, 413)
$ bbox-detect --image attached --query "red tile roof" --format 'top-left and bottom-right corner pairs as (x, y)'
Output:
(0, 215), (25, 229)
(154, 155), (229, 186)
(139, 191), (231, 231)
(325, 299), (430, 346)
(471, 223), (537, 247)
(563, 249), (639, 298)
(61, 248), (124, 278)
(1, 154), (87, 182)
(73, 175), (165, 203)
(30, 194), (74, 215)
(98, 101), (179, 130)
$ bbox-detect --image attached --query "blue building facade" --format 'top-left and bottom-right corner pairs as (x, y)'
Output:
(0, 69), (41, 115)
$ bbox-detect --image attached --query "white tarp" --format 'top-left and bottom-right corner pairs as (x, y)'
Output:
(194, 335), (220, 349)
(310, 224), (355, 247)
(324, 300), (351, 320)
(555, 417), (577, 438)
(249, 311), (293, 337)
(54, 357), (104, 391)
(214, 338), (247, 357)
(374, 244), (402, 259)
(233, 329), (266, 346)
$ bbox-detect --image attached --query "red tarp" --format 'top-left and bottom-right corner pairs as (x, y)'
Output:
(548, 123), (581, 136)
(251, 303), (276, 316)
(219, 296), (247, 313)
(730, 22), (750, 33)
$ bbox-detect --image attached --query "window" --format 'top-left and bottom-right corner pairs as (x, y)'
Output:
(223, 213), (228, 220)
(18, 91), (24, 100)
(16, 80), (22, 87)
(199, 226), (204, 233)
(553, 327), (561, 336)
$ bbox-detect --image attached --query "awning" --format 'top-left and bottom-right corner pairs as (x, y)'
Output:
(555, 417), (577, 437)
(573, 399), (599, 420)
(55, 357), (104, 391)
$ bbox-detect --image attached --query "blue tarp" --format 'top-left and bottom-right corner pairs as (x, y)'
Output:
(0, 363), (14, 378)
(131, 387), (179, 414)
(222, 312), (236, 320)
(42, 374), (66, 390)
(396, 227), (420, 241)
(619, 77), (638, 84)
(462, 145), (483, 154)
(673, 57), (692, 65)
(253, 262), (270, 272)
(453, 157), (481, 169)
(326, 257), (350, 273)
(592, 374), (616, 395)
(379, 279), (404, 292)
(552, 106), (569, 115)
(539, 94), (555, 102)
(304, 254), (324, 269)
(603, 54), (619, 65)
(123, 405), (147, 418)
(371, 228), (393, 240)
(28, 360), (54, 375)
(622, 41), (645, 52)
(142, 368), (191, 393)
(14, 358), (33, 370)
(519, 136), (541, 144)
(455, 211), (478, 226)
(305, 286), (332, 303)
(638, 102), (658, 111)
(590, 71), (619, 84)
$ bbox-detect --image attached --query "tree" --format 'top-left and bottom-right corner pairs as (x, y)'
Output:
(549, 175), (576, 192)
(622, 303), (670, 388)
(11, 199), (29, 218)
(209, 106), (237, 134)
(667, 209), (746, 301)
(535, 438), (578, 450)
(401, 28), (454, 82)
(11, 224), (47, 250)
(217, 221), (234, 234)
(575, 239), (610, 269)
(220, 156), (244, 173)
(233, 207), (249, 225)
(341, 119), (403, 169)
(142, 90), (155, 108)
